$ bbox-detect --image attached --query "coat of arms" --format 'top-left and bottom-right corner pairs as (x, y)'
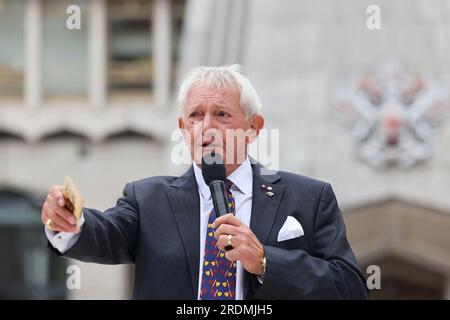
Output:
(334, 61), (449, 168)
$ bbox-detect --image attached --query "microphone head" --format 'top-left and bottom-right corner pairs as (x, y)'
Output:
(201, 152), (226, 185)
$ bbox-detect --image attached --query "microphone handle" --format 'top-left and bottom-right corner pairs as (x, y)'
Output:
(209, 180), (234, 251)
(209, 180), (231, 217)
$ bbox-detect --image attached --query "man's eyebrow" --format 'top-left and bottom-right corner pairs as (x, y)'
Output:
(188, 103), (230, 109)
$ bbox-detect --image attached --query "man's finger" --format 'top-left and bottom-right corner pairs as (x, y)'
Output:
(43, 202), (77, 231)
(46, 207), (78, 232)
(224, 248), (239, 262)
(41, 203), (51, 225)
(43, 210), (77, 233)
(48, 218), (79, 233)
(212, 213), (244, 229)
(49, 186), (65, 207)
(214, 224), (239, 240)
(47, 195), (76, 225)
(217, 234), (240, 251)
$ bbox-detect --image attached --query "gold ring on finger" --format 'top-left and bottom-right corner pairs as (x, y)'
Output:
(45, 218), (53, 231)
(227, 234), (233, 247)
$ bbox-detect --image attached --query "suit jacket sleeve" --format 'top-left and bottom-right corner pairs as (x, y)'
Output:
(48, 182), (140, 264)
(252, 183), (368, 299)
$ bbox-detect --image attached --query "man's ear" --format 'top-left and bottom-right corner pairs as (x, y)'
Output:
(248, 115), (264, 142)
(179, 117), (189, 142)
(178, 117), (185, 130)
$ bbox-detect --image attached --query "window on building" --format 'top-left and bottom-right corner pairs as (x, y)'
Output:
(0, 0), (24, 102)
(108, 0), (153, 103)
(171, 0), (186, 89)
(42, 0), (88, 103)
(0, 0), (186, 109)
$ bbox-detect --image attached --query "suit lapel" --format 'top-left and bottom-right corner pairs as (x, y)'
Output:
(249, 163), (284, 245)
(244, 162), (284, 299)
(166, 167), (200, 298)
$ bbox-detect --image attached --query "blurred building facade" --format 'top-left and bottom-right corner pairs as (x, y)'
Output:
(1, 0), (450, 299)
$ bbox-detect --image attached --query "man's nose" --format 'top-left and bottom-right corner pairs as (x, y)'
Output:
(201, 114), (217, 132)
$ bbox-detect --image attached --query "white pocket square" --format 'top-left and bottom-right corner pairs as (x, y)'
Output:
(277, 216), (304, 242)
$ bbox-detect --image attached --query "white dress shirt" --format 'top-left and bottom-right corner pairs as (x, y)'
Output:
(45, 157), (253, 300)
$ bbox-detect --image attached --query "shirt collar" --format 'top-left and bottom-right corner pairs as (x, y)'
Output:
(193, 156), (253, 200)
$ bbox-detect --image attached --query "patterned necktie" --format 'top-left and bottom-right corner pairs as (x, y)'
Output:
(200, 179), (237, 300)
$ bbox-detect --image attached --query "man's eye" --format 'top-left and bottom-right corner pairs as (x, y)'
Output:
(189, 112), (202, 118)
(217, 111), (230, 117)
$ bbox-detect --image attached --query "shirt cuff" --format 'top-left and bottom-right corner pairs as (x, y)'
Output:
(45, 214), (85, 254)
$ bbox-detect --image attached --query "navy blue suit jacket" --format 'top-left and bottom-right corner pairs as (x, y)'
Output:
(52, 162), (368, 299)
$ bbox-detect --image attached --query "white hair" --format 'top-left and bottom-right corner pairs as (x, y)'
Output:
(177, 65), (262, 118)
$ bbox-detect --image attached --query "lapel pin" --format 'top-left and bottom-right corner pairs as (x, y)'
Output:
(261, 184), (274, 197)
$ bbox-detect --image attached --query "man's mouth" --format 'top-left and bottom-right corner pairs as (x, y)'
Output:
(202, 141), (212, 147)
(202, 142), (222, 149)
(201, 138), (220, 148)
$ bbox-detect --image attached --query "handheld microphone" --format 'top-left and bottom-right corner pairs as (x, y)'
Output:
(202, 152), (234, 251)
(201, 152), (231, 218)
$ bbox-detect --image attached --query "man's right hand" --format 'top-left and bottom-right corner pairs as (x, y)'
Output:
(41, 186), (80, 233)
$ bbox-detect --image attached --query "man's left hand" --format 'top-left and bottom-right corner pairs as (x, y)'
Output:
(212, 213), (265, 275)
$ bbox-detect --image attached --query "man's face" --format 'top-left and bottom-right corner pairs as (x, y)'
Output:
(178, 83), (264, 167)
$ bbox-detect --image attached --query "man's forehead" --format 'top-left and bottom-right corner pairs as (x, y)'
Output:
(187, 84), (240, 101)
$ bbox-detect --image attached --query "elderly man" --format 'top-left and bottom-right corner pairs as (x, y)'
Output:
(41, 65), (368, 300)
